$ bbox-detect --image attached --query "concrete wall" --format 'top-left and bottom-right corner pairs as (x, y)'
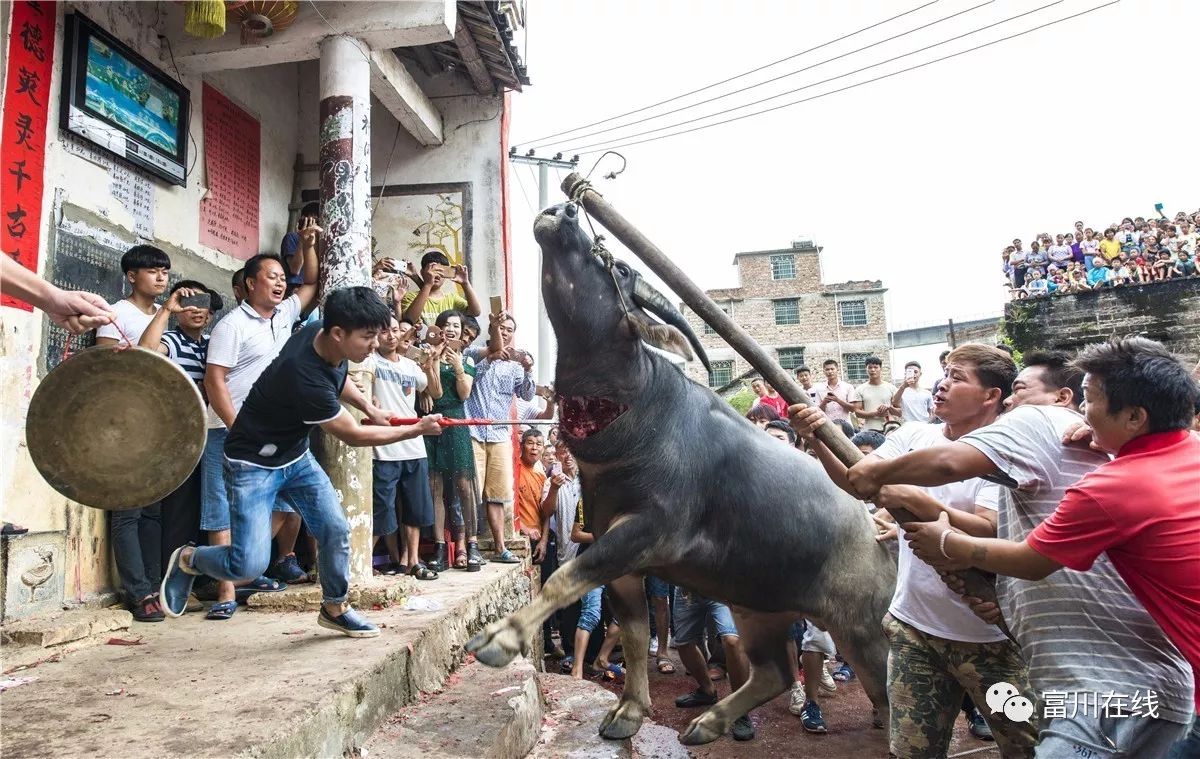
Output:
(1003, 278), (1200, 364)
(296, 60), (508, 307)
(1, 1), (299, 610)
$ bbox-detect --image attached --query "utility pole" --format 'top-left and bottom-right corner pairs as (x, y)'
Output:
(509, 150), (577, 385)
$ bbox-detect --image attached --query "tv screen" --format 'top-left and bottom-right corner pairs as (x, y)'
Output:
(61, 13), (189, 186)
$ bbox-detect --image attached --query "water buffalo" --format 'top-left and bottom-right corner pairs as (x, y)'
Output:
(467, 203), (896, 745)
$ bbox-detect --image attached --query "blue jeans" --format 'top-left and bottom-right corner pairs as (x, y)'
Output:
(191, 451), (350, 604)
(1167, 714), (1199, 759)
(578, 586), (603, 633)
(201, 428), (294, 532)
(673, 587), (737, 645)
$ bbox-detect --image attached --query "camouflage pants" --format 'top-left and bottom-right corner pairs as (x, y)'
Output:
(884, 612), (1038, 759)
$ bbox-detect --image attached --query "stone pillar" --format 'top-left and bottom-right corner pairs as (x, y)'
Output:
(316, 35), (374, 584)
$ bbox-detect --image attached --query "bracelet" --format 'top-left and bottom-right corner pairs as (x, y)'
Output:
(939, 528), (954, 559)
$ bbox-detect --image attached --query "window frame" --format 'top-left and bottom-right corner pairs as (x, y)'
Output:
(843, 352), (871, 384)
(770, 254), (796, 280)
(773, 298), (800, 326)
(707, 360), (735, 388)
(777, 347), (806, 372)
(838, 299), (868, 327)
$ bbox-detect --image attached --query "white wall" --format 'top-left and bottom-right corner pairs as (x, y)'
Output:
(0, 1), (300, 606)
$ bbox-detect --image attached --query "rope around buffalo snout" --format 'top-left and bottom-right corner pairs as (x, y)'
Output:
(564, 179), (636, 324)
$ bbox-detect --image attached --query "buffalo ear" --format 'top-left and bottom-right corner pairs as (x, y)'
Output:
(623, 314), (695, 364)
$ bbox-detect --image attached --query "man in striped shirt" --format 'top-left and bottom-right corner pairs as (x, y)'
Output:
(465, 311), (535, 565)
(139, 280), (221, 609)
(846, 350), (1194, 754)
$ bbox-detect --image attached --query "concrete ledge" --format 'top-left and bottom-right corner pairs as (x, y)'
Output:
(1, 608), (132, 648)
(0, 564), (530, 758)
(362, 658), (544, 759)
(245, 576), (415, 611)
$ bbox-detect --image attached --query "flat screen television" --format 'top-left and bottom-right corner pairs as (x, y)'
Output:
(59, 12), (190, 186)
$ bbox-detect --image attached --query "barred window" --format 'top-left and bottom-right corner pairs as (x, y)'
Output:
(773, 299), (800, 325)
(844, 353), (871, 383)
(777, 348), (805, 372)
(708, 360), (734, 388)
(771, 254), (796, 280)
(838, 300), (868, 327)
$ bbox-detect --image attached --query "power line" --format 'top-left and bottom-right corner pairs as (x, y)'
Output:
(564, 0), (1101, 156)
(525, 0), (993, 152)
(512, 160), (536, 214)
(569, 1), (1118, 156)
(513, 0), (941, 148)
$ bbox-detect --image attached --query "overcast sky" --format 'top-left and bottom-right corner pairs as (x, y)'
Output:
(505, 0), (1197, 346)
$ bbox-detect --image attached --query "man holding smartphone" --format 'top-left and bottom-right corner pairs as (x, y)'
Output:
(812, 359), (860, 429)
(892, 361), (934, 423)
(401, 250), (482, 326)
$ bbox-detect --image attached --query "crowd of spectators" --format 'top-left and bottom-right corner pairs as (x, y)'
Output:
(1002, 208), (1200, 300)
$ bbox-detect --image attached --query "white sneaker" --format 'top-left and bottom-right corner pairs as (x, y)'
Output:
(788, 682), (807, 715)
(648, 635), (659, 656)
(820, 665), (837, 694)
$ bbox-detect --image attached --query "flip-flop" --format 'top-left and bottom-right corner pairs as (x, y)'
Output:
(205, 600), (237, 620)
(656, 657), (676, 674)
(595, 662), (624, 681)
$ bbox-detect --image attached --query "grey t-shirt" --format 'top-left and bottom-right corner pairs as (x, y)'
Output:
(960, 405), (1194, 724)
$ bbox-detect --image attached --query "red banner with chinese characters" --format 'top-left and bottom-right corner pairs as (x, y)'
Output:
(1, 1), (56, 311)
(199, 83), (260, 261)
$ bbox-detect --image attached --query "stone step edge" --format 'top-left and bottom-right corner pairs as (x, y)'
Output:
(242, 565), (533, 759)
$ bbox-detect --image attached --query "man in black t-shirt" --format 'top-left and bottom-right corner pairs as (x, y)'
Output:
(160, 287), (443, 637)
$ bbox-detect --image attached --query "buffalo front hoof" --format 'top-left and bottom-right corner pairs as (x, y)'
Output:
(678, 714), (724, 746)
(598, 700), (646, 740)
(466, 620), (523, 668)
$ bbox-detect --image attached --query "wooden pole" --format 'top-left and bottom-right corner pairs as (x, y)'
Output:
(560, 172), (1011, 636)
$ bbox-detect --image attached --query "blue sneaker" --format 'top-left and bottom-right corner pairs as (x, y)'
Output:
(799, 700), (827, 734)
(267, 553), (310, 583)
(160, 544), (200, 618)
(317, 606), (379, 638)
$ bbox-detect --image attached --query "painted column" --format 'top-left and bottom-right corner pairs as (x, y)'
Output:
(317, 35), (374, 584)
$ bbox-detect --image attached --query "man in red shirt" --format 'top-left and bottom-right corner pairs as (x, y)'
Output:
(750, 378), (789, 418)
(903, 337), (1200, 758)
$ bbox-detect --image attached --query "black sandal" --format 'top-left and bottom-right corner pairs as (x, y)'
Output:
(466, 543), (483, 572)
(408, 562), (439, 581)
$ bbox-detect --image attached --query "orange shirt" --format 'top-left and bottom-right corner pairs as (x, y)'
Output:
(515, 461), (546, 532)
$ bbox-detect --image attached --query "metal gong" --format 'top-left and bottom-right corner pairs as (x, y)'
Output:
(26, 346), (207, 510)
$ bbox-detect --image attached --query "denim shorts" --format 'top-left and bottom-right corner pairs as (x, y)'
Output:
(645, 575), (670, 599)
(201, 428), (294, 531)
(672, 587), (737, 645)
(372, 458), (433, 536)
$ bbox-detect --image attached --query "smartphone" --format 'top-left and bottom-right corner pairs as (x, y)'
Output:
(405, 346), (426, 362)
(549, 462), (562, 478)
(1155, 203), (1164, 213)
(905, 367), (918, 382)
(490, 295), (504, 315)
(444, 338), (465, 351)
(180, 293), (212, 311)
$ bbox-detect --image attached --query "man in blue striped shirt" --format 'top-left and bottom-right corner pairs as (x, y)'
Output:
(465, 311), (535, 564)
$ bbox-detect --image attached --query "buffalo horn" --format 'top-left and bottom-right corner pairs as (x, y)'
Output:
(632, 276), (711, 372)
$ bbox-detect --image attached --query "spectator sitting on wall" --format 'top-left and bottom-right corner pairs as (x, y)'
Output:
(813, 359), (860, 429)
(1047, 234), (1073, 269)
(1172, 251), (1197, 278)
(1086, 257), (1110, 289)
(750, 378), (789, 418)
(856, 357), (898, 432)
(401, 251), (482, 326)
(96, 245), (172, 622)
(1024, 241), (1048, 278)
(892, 361), (933, 423)
(1099, 228), (1122, 263)
(139, 280), (222, 576)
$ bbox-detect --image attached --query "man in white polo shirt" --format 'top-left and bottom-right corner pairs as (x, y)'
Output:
(199, 224), (320, 619)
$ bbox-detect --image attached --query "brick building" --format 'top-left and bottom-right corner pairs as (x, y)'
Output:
(681, 239), (891, 392)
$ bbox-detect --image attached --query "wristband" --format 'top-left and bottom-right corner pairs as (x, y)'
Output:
(939, 528), (954, 559)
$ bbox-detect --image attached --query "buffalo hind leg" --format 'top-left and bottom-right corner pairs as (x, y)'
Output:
(598, 574), (651, 740)
(680, 608), (795, 746)
(467, 516), (655, 669)
(829, 620), (890, 728)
